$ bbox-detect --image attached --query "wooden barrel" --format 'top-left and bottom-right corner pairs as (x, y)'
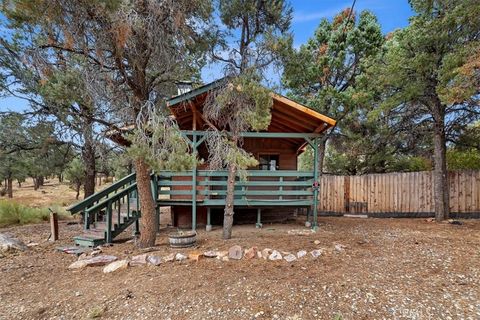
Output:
(168, 231), (197, 248)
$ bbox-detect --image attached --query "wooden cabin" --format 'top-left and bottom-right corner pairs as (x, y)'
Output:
(68, 79), (335, 246)
(160, 79), (336, 230)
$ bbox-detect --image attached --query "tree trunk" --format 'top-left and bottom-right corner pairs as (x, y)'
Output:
(7, 178), (13, 198)
(135, 157), (157, 248)
(33, 177), (39, 190)
(82, 128), (96, 199)
(223, 162), (237, 239)
(317, 135), (328, 176)
(315, 135), (328, 216)
(75, 184), (80, 200)
(432, 98), (449, 221)
(38, 176), (44, 186)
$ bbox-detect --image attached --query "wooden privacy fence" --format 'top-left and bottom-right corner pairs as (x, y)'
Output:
(318, 170), (480, 218)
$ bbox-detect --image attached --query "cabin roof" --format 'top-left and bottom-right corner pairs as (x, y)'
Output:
(167, 78), (336, 134)
(107, 79), (336, 148)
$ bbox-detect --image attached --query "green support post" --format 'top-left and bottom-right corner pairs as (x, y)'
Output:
(192, 133), (197, 231)
(256, 208), (262, 228)
(106, 200), (113, 243)
(151, 174), (160, 233)
(127, 192), (130, 220)
(83, 210), (89, 230)
(117, 199), (121, 227)
(279, 176), (283, 200)
(312, 138), (319, 231)
(206, 207), (212, 232)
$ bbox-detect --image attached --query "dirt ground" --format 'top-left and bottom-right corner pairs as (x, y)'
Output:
(1, 217), (479, 320)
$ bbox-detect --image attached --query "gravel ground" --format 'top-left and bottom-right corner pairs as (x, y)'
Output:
(1, 217), (479, 320)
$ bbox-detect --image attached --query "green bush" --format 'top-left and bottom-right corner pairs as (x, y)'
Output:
(0, 201), (69, 227)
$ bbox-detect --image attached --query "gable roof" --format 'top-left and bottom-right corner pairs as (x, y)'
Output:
(167, 78), (336, 134)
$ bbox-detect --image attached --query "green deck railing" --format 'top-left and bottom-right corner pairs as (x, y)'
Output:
(156, 170), (315, 206)
(68, 169), (317, 242)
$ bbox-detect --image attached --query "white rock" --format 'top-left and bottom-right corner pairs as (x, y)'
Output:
(335, 244), (346, 252)
(130, 254), (149, 266)
(103, 260), (129, 273)
(147, 255), (162, 266)
(228, 245), (243, 260)
(268, 250), (282, 261)
(203, 250), (218, 258)
(297, 250), (307, 259)
(164, 253), (175, 262)
(175, 253), (187, 261)
(27, 242), (39, 247)
(261, 248), (272, 259)
(68, 260), (89, 269)
(215, 251), (229, 261)
(284, 254), (297, 263)
(314, 240), (321, 245)
(90, 249), (102, 256)
(310, 249), (322, 259)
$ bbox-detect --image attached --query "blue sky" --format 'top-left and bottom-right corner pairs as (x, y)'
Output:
(1, 0), (413, 113)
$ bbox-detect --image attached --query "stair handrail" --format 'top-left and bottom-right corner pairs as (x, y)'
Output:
(67, 172), (137, 215)
(84, 183), (138, 214)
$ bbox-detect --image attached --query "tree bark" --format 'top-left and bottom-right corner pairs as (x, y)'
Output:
(432, 101), (449, 221)
(82, 124), (96, 199)
(134, 157), (157, 248)
(223, 162), (237, 239)
(7, 177), (13, 198)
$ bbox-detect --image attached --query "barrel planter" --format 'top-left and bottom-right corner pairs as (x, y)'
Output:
(168, 230), (197, 248)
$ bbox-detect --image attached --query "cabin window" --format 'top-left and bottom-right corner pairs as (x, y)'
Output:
(258, 154), (279, 170)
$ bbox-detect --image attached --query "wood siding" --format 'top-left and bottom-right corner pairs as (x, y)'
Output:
(319, 170), (480, 217)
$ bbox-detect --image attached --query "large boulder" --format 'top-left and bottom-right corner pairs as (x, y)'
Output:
(0, 233), (28, 252)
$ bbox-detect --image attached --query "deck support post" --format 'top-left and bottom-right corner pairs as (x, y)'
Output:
(83, 210), (90, 230)
(312, 138), (319, 231)
(151, 174), (160, 233)
(256, 208), (262, 228)
(106, 200), (113, 243)
(305, 207), (311, 228)
(206, 207), (212, 231)
(192, 133), (197, 231)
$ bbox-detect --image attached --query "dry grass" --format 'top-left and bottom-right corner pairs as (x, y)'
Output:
(1, 178), (80, 208)
(0, 178), (111, 227)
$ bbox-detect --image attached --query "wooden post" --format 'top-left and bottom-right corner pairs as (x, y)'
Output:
(206, 207), (212, 232)
(192, 133), (197, 231)
(106, 200), (113, 243)
(256, 208), (262, 228)
(49, 210), (58, 242)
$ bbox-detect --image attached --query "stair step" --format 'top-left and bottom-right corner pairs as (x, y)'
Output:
(73, 234), (105, 247)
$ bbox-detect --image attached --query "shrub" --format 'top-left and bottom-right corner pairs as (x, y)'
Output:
(0, 200), (69, 227)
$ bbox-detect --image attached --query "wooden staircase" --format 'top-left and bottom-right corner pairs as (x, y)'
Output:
(73, 211), (141, 247)
(68, 173), (157, 247)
